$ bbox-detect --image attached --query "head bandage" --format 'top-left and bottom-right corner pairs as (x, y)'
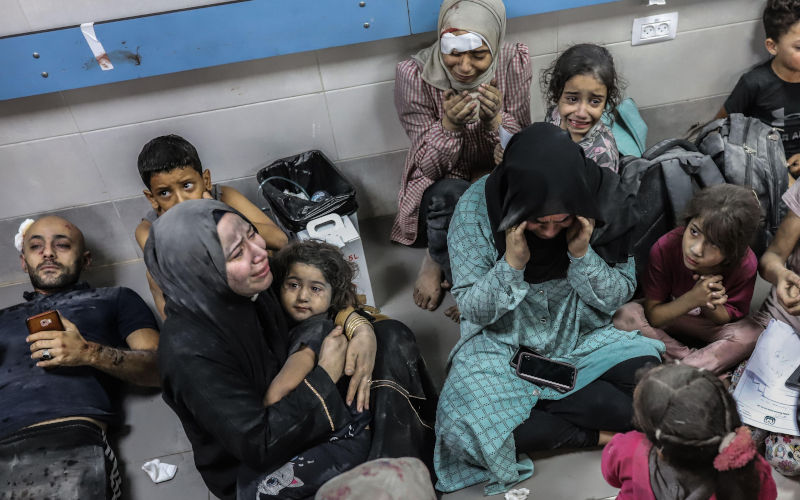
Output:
(440, 31), (491, 55)
(14, 218), (35, 253)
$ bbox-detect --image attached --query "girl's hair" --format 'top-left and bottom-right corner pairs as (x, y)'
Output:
(682, 184), (761, 272)
(633, 364), (760, 500)
(540, 43), (622, 112)
(763, 0), (800, 42)
(271, 240), (359, 312)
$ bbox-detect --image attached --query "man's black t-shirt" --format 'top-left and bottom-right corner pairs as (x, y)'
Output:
(725, 59), (800, 158)
(0, 283), (157, 438)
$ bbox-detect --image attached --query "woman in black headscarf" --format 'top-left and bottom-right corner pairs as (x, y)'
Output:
(144, 200), (436, 499)
(434, 123), (665, 494)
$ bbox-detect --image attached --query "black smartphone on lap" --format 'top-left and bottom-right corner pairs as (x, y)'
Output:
(515, 351), (577, 394)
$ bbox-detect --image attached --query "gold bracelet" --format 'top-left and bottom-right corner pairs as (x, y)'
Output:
(344, 315), (370, 341)
(335, 307), (356, 328)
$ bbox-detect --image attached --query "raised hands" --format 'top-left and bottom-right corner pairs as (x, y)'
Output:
(777, 270), (800, 314)
(442, 90), (478, 130)
(477, 79), (503, 130)
(566, 216), (595, 258)
(504, 224), (530, 270)
(687, 274), (727, 310)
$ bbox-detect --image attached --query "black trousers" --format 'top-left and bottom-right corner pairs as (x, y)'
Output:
(0, 420), (121, 500)
(513, 356), (660, 451)
(417, 179), (470, 283)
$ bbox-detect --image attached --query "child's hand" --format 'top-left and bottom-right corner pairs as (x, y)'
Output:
(317, 327), (347, 383)
(202, 190), (213, 200)
(687, 274), (726, 309)
(777, 270), (800, 314)
(478, 79), (503, 130)
(442, 90), (477, 130)
(566, 216), (595, 258)
(505, 223), (530, 270)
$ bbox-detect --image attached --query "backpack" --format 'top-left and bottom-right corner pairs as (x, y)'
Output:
(602, 97), (648, 157)
(694, 113), (788, 256)
(619, 139), (726, 279)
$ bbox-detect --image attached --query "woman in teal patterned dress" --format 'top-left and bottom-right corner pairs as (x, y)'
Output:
(434, 123), (665, 494)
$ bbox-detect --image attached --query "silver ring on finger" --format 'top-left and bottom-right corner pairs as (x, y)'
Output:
(42, 349), (53, 361)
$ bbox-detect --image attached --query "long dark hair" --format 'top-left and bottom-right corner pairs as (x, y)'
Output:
(633, 364), (761, 500)
(682, 184), (761, 272)
(271, 240), (358, 312)
(540, 43), (622, 113)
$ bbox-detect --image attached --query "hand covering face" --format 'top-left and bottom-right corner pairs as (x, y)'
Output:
(411, 0), (506, 91)
(485, 122), (639, 283)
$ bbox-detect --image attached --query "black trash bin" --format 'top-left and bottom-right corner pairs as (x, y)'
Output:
(256, 150), (358, 233)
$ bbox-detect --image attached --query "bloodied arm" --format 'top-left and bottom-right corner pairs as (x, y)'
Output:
(28, 317), (160, 387)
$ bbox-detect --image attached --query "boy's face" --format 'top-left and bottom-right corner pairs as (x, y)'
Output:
(280, 262), (332, 322)
(682, 217), (725, 274)
(144, 166), (212, 214)
(767, 21), (800, 75)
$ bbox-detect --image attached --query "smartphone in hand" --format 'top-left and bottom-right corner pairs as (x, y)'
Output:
(26, 310), (64, 334)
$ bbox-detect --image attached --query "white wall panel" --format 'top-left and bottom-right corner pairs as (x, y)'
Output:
(326, 81), (410, 160)
(81, 93), (337, 200)
(64, 51), (322, 132)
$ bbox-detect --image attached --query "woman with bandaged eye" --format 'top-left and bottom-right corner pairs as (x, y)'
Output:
(391, 0), (532, 323)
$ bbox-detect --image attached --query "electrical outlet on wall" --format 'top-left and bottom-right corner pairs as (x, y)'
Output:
(631, 12), (678, 46)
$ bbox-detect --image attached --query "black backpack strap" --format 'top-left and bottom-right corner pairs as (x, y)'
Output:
(661, 159), (694, 221)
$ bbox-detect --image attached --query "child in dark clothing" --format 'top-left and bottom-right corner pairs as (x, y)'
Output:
(266, 240), (363, 405)
(241, 240), (371, 499)
(614, 185), (763, 374)
(718, 0), (800, 177)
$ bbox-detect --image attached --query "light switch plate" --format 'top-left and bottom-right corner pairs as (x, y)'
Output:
(632, 11), (678, 46)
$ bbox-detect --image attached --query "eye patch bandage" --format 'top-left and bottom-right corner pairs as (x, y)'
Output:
(440, 31), (490, 55)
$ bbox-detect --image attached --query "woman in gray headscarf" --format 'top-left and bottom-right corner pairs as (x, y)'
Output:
(145, 200), (376, 499)
(392, 0), (532, 321)
(145, 200), (437, 499)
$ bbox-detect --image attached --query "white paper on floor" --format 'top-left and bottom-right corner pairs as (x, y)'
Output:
(505, 487), (530, 500)
(142, 458), (178, 483)
(732, 319), (800, 435)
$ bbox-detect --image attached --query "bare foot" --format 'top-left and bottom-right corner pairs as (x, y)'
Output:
(444, 305), (461, 323)
(598, 430), (617, 446)
(413, 252), (445, 311)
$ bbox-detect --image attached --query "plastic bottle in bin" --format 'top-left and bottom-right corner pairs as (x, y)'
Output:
(311, 190), (330, 202)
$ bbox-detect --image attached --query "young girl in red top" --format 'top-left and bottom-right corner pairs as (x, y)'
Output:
(614, 184), (763, 374)
(602, 363), (777, 500)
